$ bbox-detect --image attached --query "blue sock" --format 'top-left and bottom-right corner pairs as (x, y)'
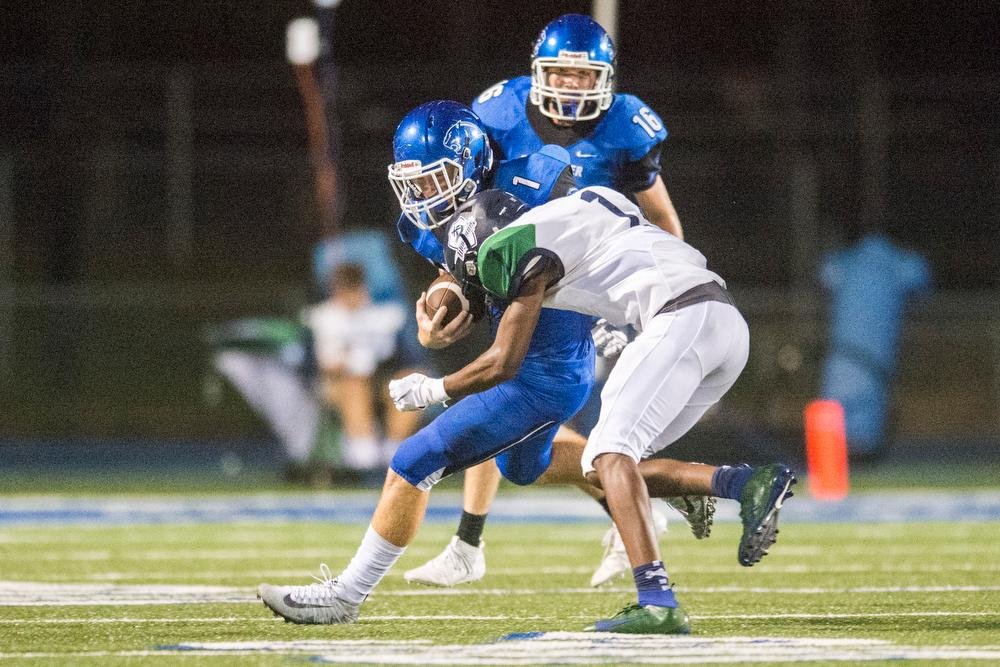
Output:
(633, 560), (677, 608)
(711, 464), (754, 500)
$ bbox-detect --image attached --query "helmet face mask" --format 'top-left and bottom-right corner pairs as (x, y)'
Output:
(530, 57), (613, 122)
(388, 101), (494, 231)
(388, 156), (472, 230)
(530, 14), (615, 122)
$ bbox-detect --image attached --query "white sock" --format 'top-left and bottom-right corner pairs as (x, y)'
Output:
(336, 525), (406, 604)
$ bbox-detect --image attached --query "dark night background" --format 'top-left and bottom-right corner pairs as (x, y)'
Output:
(0, 1), (998, 447)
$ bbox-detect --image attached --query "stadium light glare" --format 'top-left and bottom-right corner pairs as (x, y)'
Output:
(286, 17), (321, 65)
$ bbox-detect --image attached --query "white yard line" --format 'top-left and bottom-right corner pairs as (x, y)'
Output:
(0, 617), (273, 624)
(375, 584), (1000, 596)
(1, 611), (997, 624)
(2, 581), (999, 606)
(698, 610), (1000, 620)
(8, 561), (1000, 582)
(8, 544), (998, 562)
(0, 615), (548, 623)
(8, 545), (633, 560)
(3, 635), (1000, 663)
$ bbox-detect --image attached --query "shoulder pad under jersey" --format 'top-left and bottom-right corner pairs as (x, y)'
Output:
(595, 93), (669, 161)
(471, 76), (532, 133)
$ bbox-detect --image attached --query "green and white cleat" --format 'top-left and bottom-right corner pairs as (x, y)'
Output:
(585, 602), (692, 634)
(664, 495), (716, 539)
(738, 463), (796, 567)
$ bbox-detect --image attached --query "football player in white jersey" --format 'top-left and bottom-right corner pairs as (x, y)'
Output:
(388, 187), (796, 634)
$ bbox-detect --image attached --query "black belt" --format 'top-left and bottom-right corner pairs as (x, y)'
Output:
(656, 281), (734, 316)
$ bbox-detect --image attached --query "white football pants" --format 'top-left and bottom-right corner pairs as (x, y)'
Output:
(581, 301), (749, 474)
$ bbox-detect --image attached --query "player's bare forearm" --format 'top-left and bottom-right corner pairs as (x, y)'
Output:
(635, 175), (683, 240)
(441, 275), (547, 400)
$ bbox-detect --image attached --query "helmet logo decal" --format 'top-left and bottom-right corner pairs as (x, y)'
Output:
(557, 50), (588, 60)
(443, 121), (480, 156)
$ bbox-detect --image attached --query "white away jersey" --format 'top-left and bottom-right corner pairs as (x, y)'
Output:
(475, 187), (725, 331)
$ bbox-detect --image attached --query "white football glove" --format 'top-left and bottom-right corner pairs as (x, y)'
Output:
(388, 373), (450, 412)
(591, 319), (629, 358)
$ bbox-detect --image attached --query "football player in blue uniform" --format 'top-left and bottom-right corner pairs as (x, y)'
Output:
(388, 101), (597, 521)
(257, 102), (717, 625)
(413, 13), (700, 588)
(473, 14), (682, 238)
(256, 101), (593, 624)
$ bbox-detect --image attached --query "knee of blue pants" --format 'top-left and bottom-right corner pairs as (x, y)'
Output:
(390, 426), (449, 491)
(495, 426), (556, 486)
(496, 454), (549, 485)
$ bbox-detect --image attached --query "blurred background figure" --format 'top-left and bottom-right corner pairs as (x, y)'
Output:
(209, 249), (427, 485)
(207, 0), (432, 484)
(819, 230), (931, 461)
(208, 317), (320, 481)
(304, 262), (420, 472)
(287, 0), (430, 481)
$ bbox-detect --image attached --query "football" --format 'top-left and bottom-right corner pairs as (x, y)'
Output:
(425, 274), (472, 327)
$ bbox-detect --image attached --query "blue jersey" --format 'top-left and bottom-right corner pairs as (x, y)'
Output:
(396, 144), (595, 378)
(472, 76), (668, 194)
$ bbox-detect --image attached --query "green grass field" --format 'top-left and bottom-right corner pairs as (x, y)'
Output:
(2, 503), (999, 665)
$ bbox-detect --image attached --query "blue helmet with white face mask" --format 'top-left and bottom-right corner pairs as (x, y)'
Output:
(530, 14), (616, 122)
(388, 101), (494, 230)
